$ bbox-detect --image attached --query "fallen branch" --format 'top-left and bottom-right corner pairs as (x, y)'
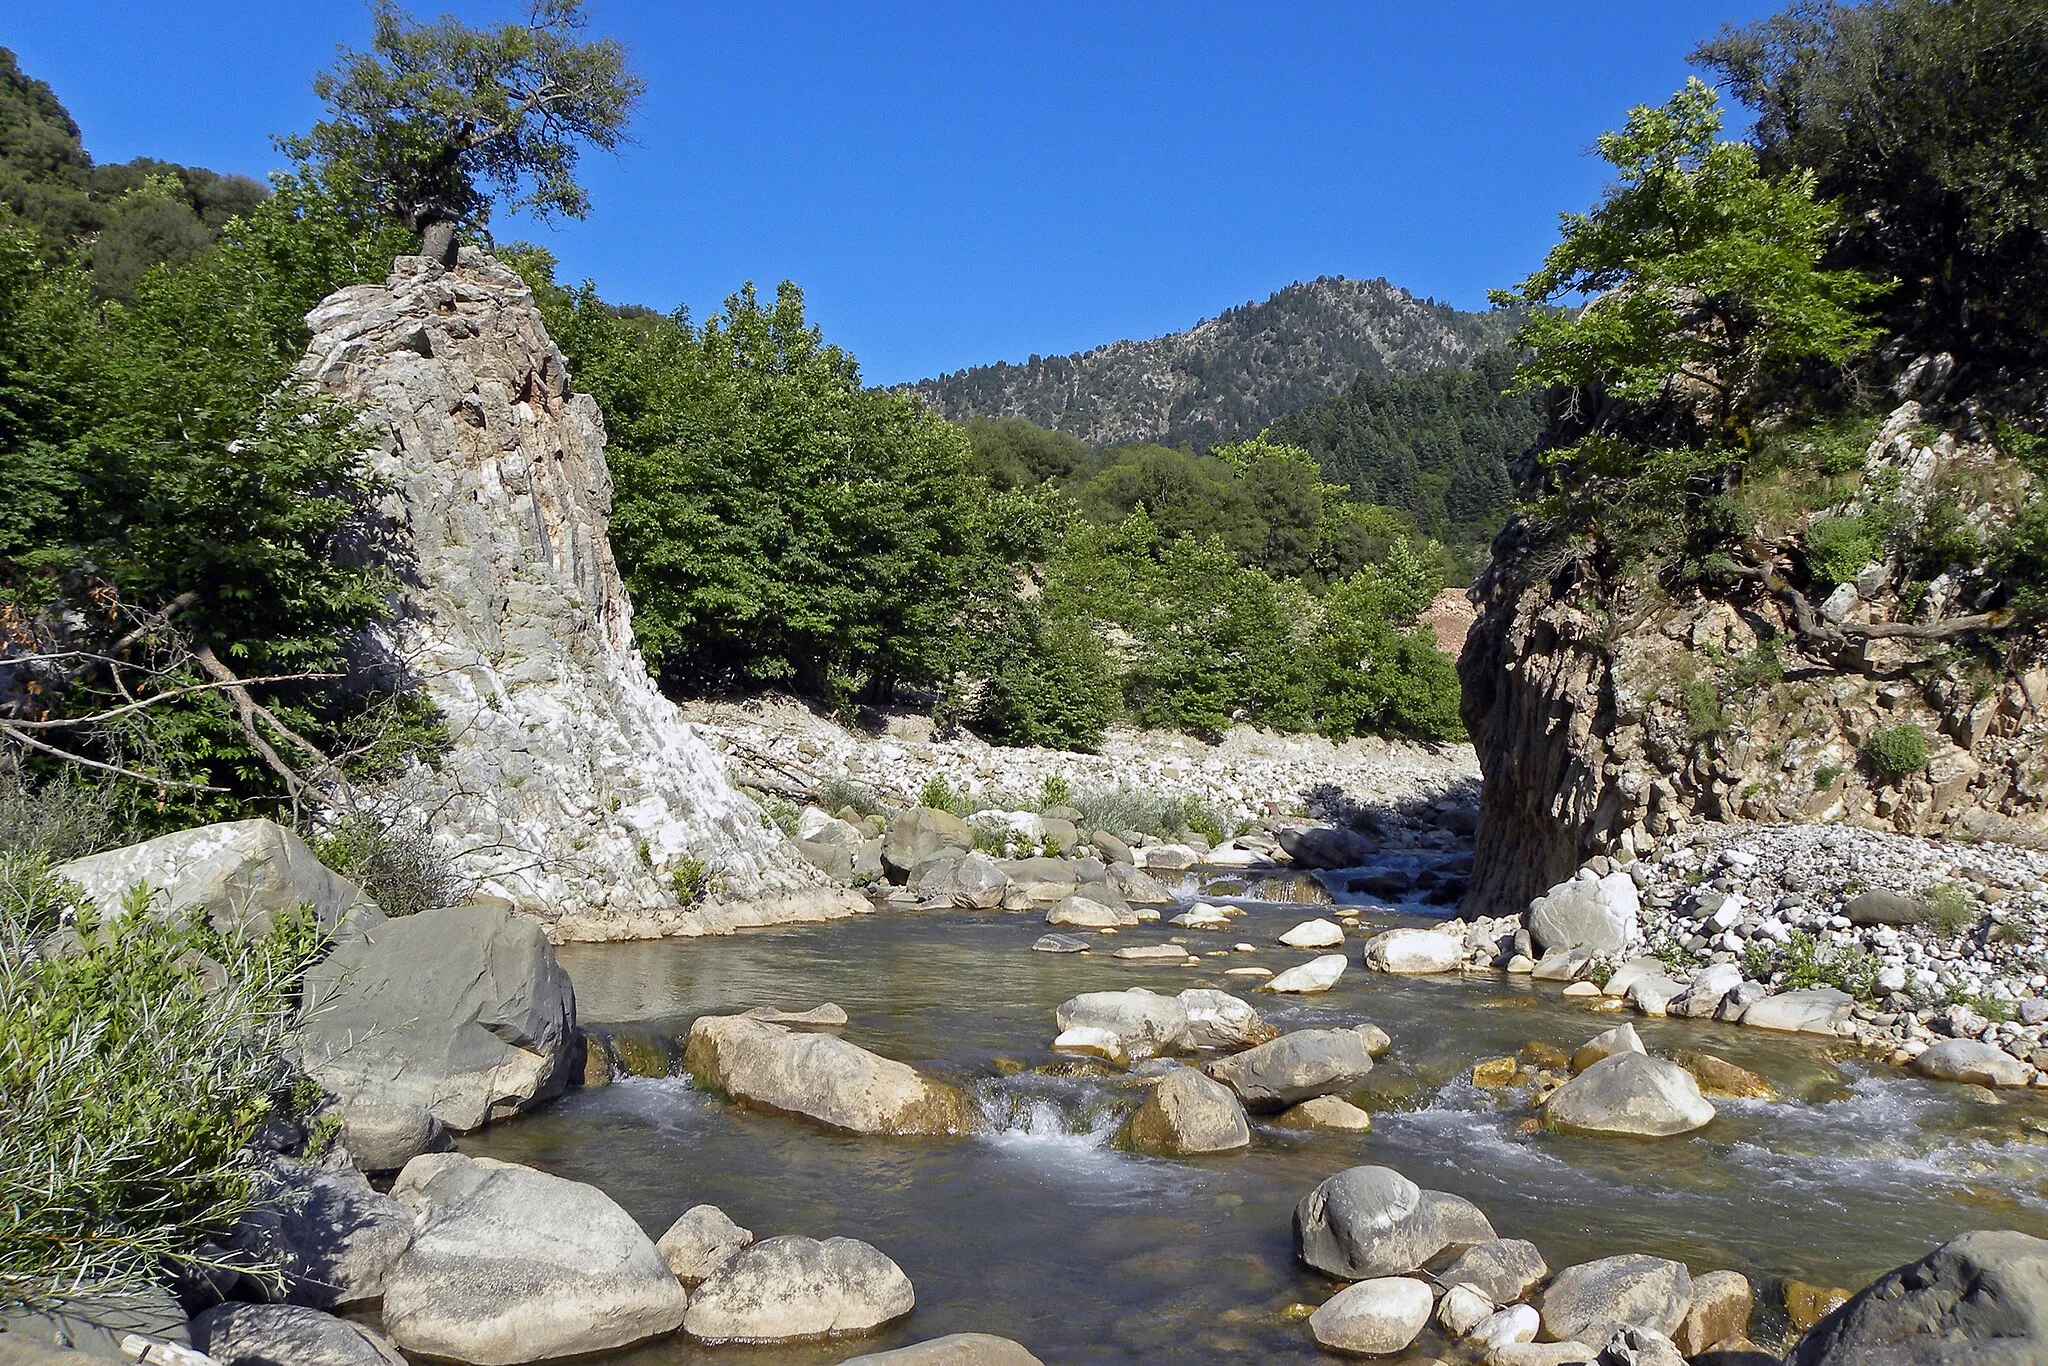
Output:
(1728, 563), (2007, 647)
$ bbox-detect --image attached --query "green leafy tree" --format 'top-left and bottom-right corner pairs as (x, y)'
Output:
(284, 0), (643, 262)
(1491, 79), (1888, 562)
(1696, 0), (2048, 366)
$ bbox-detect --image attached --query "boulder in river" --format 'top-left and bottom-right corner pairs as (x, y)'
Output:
(1118, 1066), (1251, 1155)
(1570, 1022), (1646, 1075)
(225, 1158), (413, 1309)
(1294, 1164), (1495, 1279)
(1673, 1051), (1775, 1100)
(684, 1234), (914, 1343)
(658, 1204), (753, 1286)
(382, 1153), (689, 1364)
(55, 818), (383, 940)
(1471, 1304), (1541, 1352)
(1280, 918), (1345, 948)
(1439, 1281), (1496, 1337)
(882, 808), (972, 881)
(1033, 933), (1089, 954)
(1913, 1038), (2032, 1088)
(1673, 1270), (1753, 1357)
(913, 852), (1008, 909)
(1441, 1238), (1550, 1305)
(1362, 927), (1465, 974)
(1542, 1052), (1715, 1137)
(1739, 987), (1854, 1036)
(1045, 895), (1136, 929)
(1527, 872), (1641, 956)
(1786, 1229), (2048, 1365)
(685, 1014), (969, 1135)
(1277, 826), (1375, 870)
(1308, 1277), (1433, 1355)
(300, 903), (577, 1132)
(1272, 1095), (1374, 1131)
(1204, 1028), (1372, 1111)
(1668, 963), (1744, 1020)
(1539, 1253), (1692, 1346)
(192, 1303), (406, 1366)
(1176, 988), (1277, 1050)
(835, 1336), (1044, 1364)
(1054, 989), (1191, 1058)
(1261, 953), (1346, 993)
(337, 1096), (449, 1174)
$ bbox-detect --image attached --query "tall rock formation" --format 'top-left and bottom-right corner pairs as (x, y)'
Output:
(1461, 394), (2048, 914)
(297, 250), (860, 939)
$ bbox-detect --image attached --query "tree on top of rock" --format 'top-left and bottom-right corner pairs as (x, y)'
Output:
(283, 0), (643, 264)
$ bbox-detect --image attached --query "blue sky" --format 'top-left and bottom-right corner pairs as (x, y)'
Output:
(7, 1), (1778, 384)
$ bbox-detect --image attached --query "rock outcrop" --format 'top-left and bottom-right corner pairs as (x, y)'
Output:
(297, 251), (857, 938)
(1461, 399), (2048, 912)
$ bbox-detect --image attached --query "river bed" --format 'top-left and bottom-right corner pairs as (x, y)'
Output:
(465, 891), (2048, 1363)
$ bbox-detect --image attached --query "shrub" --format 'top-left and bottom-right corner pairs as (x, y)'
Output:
(0, 886), (323, 1305)
(0, 770), (133, 863)
(667, 856), (710, 905)
(918, 776), (958, 813)
(1805, 513), (1883, 586)
(1680, 676), (1729, 739)
(817, 777), (886, 820)
(1864, 723), (1931, 781)
(309, 812), (459, 918)
(1921, 882), (1979, 938)
(0, 854), (89, 941)
(1039, 775), (1073, 811)
(966, 610), (1122, 752)
(1811, 763), (1844, 790)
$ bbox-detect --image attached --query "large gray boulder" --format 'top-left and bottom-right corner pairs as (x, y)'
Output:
(835, 1336), (1043, 1365)
(1309, 1277), (1434, 1355)
(1117, 1066), (1251, 1155)
(913, 853), (1009, 909)
(1176, 989), (1278, 1050)
(1540, 1254), (1692, 1346)
(1204, 1028), (1372, 1111)
(1044, 895), (1136, 929)
(684, 1235), (914, 1343)
(337, 1095), (449, 1173)
(1442, 1238), (1550, 1305)
(1278, 826), (1375, 870)
(192, 1304), (407, 1366)
(882, 809), (972, 881)
(1528, 872), (1641, 955)
(1294, 1165), (1495, 1279)
(684, 1014), (969, 1135)
(1787, 1229), (2048, 1365)
(225, 1159), (413, 1309)
(1914, 1039), (2032, 1089)
(55, 818), (381, 939)
(381, 1153), (688, 1364)
(1543, 1052), (1716, 1137)
(657, 1204), (753, 1286)
(1741, 988), (1855, 1036)
(1053, 989), (1191, 1058)
(301, 904), (577, 1132)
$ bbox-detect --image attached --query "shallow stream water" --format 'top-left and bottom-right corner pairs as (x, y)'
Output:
(465, 886), (2048, 1363)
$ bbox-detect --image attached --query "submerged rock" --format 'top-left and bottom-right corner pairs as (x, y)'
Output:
(1294, 1164), (1494, 1279)
(1118, 1066), (1251, 1155)
(1308, 1277), (1433, 1355)
(1271, 1095), (1374, 1131)
(1204, 1029), (1372, 1111)
(1542, 1052), (1715, 1137)
(382, 1153), (688, 1364)
(684, 1235), (914, 1343)
(1673, 1051), (1776, 1100)
(1786, 1229), (2048, 1365)
(1540, 1254), (1692, 1347)
(1032, 933), (1090, 954)
(685, 1014), (969, 1135)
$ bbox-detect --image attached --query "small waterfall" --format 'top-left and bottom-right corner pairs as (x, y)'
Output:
(973, 1074), (1126, 1150)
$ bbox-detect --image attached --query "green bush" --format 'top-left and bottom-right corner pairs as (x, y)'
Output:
(1864, 723), (1932, 781)
(1039, 775), (1073, 811)
(1921, 882), (1979, 938)
(966, 608), (1122, 752)
(918, 777), (959, 814)
(666, 856), (710, 905)
(817, 777), (887, 820)
(1804, 513), (1884, 586)
(0, 886), (323, 1305)
(309, 812), (458, 918)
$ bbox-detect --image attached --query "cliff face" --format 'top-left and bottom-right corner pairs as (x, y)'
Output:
(298, 250), (858, 938)
(1461, 395), (2048, 914)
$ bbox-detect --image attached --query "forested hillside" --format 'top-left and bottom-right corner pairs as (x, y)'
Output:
(912, 276), (1520, 451)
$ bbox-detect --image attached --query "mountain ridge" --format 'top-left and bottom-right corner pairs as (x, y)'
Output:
(910, 275), (1519, 450)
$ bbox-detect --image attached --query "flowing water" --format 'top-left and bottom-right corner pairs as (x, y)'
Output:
(465, 885), (2048, 1363)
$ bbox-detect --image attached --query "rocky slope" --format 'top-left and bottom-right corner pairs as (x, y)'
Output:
(298, 250), (856, 938)
(1462, 384), (2048, 913)
(911, 277), (1518, 450)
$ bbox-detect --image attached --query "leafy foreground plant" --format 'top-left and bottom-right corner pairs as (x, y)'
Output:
(0, 879), (323, 1308)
